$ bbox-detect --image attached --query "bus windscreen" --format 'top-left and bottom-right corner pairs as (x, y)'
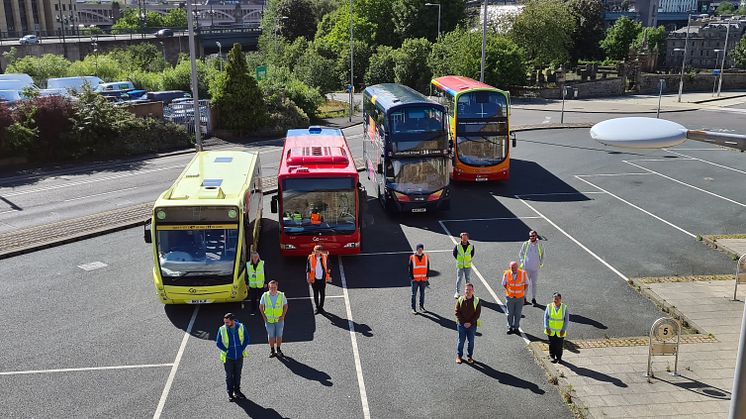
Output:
(457, 91), (508, 118)
(156, 225), (239, 286)
(385, 157), (449, 194)
(281, 178), (356, 235)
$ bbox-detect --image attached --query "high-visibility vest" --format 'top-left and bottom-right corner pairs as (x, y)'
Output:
(456, 244), (473, 269)
(544, 303), (567, 337)
(457, 296), (481, 327)
(262, 291), (285, 324)
(519, 241), (544, 269)
(410, 253), (428, 281)
(219, 323), (247, 363)
(292, 212), (302, 222)
(503, 269), (527, 299)
(310, 213), (321, 224)
(307, 254), (331, 283)
(247, 260), (265, 288)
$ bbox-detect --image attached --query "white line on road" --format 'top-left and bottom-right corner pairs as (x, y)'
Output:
(515, 192), (606, 197)
(670, 148), (727, 151)
(575, 172), (652, 177)
(574, 176), (696, 238)
(664, 149), (746, 175)
(439, 216), (542, 222)
(624, 160), (746, 208)
(284, 295), (345, 300)
(514, 196), (631, 283)
(153, 305), (199, 419)
(626, 158), (696, 162)
(357, 249), (452, 256)
(437, 220), (531, 345)
(0, 363), (174, 376)
(63, 186), (138, 202)
(0, 209), (20, 215)
(338, 256), (371, 419)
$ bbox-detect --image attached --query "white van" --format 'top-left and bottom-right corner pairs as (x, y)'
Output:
(0, 73), (34, 85)
(47, 76), (103, 93)
(0, 79), (35, 90)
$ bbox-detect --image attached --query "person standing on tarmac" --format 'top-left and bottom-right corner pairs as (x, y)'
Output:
(260, 280), (288, 358)
(519, 230), (545, 306)
(545, 292), (569, 363)
(502, 261), (528, 335)
(246, 251), (266, 315)
(306, 245), (331, 314)
(453, 232), (475, 299)
(408, 243), (430, 314)
(455, 283), (481, 365)
(216, 313), (249, 402)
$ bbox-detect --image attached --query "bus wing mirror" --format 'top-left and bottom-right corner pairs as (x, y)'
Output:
(270, 195), (278, 213)
(143, 219), (152, 244)
(511, 132), (517, 148)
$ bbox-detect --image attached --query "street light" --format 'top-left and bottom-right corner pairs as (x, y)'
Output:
(55, 0), (68, 58)
(713, 49), (722, 96)
(91, 36), (98, 75)
(675, 13), (693, 103)
(716, 21), (731, 97)
(216, 41), (222, 71)
(424, 2), (441, 39)
(480, 0), (487, 83)
(185, 0), (202, 151)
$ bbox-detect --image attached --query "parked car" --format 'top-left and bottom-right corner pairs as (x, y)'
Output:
(19, 35), (39, 45)
(0, 90), (24, 105)
(94, 81), (146, 100)
(155, 29), (174, 38)
(146, 90), (190, 105)
(47, 76), (103, 94)
(0, 79), (37, 91)
(0, 73), (34, 85)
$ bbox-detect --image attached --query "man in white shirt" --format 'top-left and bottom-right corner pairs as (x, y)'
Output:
(519, 230), (545, 306)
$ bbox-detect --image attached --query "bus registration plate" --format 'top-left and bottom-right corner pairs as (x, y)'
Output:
(188, 299), (211, 304)
(475, 177), (488, 182)
(411, 208), (427, 213)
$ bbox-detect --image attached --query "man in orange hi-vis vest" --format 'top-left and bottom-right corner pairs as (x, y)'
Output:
(306, 245), (331, 314)
(408, 243), (430, 314)
(502, 261), (528, 335)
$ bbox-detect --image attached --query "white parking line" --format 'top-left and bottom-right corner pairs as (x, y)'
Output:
(575, 172), (651, 177)
(437, 220), (531, 345)
(338, 256), (371, 419)
(153, 305), (199, 419)
(357, 249), (452, 256)
(439, 216), (542, 222)
(63, 186), (138, 202)
(0, 363), (174, 376)
(515, 192), (606, 197)
(285, 295), (345, 300)
(624, 160), (746, 208)
(664, 149), (746, 176)
(574, 176), (696, 238)
(514, 197), (631, 283)
(626, 158), (696, 162)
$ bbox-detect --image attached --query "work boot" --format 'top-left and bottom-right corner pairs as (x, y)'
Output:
(523, 298), (530, 305)
(234, 389), (247, 399)
(269, 348), (276, 358)
(228, 392), (236, 402)
(532, 298), (537, 306)
(419, 305), (425, 312)
(276, 347), (284, 357)
(411, 308), (417, 315)
(467, 356), (475, 364)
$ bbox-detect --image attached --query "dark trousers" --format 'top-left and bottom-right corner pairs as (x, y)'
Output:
(223, 357), (243, 393)
(312, 279), (327, 309)
(456, 323), (476, 358)
(548, 335), (564, 361)
(248, 287), (262, 313)
(411, 280), (426, 309)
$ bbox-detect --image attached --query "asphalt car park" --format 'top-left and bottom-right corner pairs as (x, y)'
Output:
(0, 129), (742, 418)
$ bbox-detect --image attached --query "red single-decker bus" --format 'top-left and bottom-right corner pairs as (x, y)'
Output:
(271, 126), (363, 256)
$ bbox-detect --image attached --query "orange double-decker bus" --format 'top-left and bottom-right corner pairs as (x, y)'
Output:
(431, 76), (514, 182)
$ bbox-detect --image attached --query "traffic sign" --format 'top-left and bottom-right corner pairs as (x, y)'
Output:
(646, 317), (681, 381)
(713, 69), (721, 76)
(256, 65), (267, 80)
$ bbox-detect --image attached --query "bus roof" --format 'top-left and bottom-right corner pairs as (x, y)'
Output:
(279, 126), (357, 177)
(363, 83), (441, 111)
(155, 150), (258, 207)
(431, 76), (503, 97)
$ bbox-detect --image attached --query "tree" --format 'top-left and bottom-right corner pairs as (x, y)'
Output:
(429, 27), (526, 89)
(733, 36), (746, 68)
(210, 44), (266, 133)
(393, 38), (432, 94)
(112, 43), (168, 73)
(565, 0), (605, 62)
(600, 17), (642, 61)
(162, 8), (187, 29)
(315, 4), (377, 56)
(392, 0), (466, 43)
(633, 26), (666, 54)
(365, 45), (396, 86)
(335, 40), (372, 89)
(510, 0), (576, 66)
(294, 45), (340, 93)
(715, 1), (736, 15)
(6, 54), (70, 85)
(738, 6), (746, 15)
(112, 9), (164, 33)
(262, 0), (318, 40)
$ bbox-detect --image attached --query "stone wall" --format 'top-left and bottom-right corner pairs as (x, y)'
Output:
(522, 78), (626, 99)
(639, 72), (746, 94)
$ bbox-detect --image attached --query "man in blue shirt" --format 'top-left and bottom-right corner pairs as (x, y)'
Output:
(216, 312), (250, 401)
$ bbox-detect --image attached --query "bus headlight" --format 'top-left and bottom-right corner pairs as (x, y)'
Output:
(344, 242), (360, 248)
(427, 190), (443, 201)
(280, 244), (297, 250)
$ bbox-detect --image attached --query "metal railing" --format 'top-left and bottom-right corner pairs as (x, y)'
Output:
(164, 99), (211, 136)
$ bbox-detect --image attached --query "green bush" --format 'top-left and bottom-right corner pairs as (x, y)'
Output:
(283, 79), (324, 119)
(294, 45), (340, 93)
(365, 45), (396, 86)
(394, 38), (432, 94)
(162, 57), (217, 98)
(261, 85), (310, 135)
(6, 54), (71, 86)
(210, 44), (266, 133)
(67, 54), (123, 82)
(125, 70), (164, 91)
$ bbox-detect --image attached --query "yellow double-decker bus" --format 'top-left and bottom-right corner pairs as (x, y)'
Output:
(144, 151), (263, 304)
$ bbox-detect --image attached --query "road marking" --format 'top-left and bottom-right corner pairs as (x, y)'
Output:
(2, 165), (185, 197)
(670, 148), (727, 151)
(575, 172), (651, 177)
(0, 363), (173, 376)
(357, 249), (452, 256)
(439, 216), (542, 222)
(514, 196), (631, 283)
(153, 305), (199, 419)
(626, 158), (696, 162)
(515, 191), (606, 197)
(77, 261), (108, 271)
(664, 149), (746, 175)
(338, 256), (371, 419)
(284, 295), (345, 300)
(624, 160), (746, 208)
(0, 209), (20, 215)
(63, 186), (138, 202)
(574, 176), (696, 238)
(437, 220), (531, 345)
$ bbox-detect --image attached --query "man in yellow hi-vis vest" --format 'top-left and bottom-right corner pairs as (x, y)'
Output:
(260, 280), (288, 358)
(215, 313), (249, 401)
(246, 251), (266, 315)
(544, 292), (569, 363)
(452, 232), (475, 299)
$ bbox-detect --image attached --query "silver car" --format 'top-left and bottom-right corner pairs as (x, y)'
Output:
(19, 35), (39, 45)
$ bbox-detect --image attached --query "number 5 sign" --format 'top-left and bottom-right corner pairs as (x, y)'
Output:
(646, 317), (681, 382)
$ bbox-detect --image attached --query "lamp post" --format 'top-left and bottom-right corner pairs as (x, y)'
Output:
(677, 13), (692, 103)
(424, 2), (441, 39)
(716, 21), (731, 97)
(349, 0), (353, 122)
(91, 36), (98, 75)
(480, 0), (487, 83)
(56, 0), (68, 58)
(186, 0), (202, 151)
(713, 49), (722, 96)
(159, 41), (166, 63)
(138, 0), (146, 39)
(216, 41), (222, 71)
